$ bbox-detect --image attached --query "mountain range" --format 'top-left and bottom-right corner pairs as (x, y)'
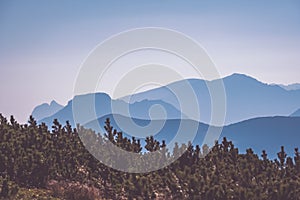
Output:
(34, 73), (300, 126)
(38, 93), (184, 127)
(32, 73), (300, 157)
(122, 73), (300, 124)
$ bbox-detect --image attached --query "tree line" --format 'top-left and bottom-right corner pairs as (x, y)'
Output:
(0, 114), (300, 199)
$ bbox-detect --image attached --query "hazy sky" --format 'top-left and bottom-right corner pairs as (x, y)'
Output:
(0, 0), (300, 123)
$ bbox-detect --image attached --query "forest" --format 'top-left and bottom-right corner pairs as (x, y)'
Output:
(0, 114), (300, 199)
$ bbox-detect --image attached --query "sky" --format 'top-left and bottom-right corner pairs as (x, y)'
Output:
(0, 0), (300, 123)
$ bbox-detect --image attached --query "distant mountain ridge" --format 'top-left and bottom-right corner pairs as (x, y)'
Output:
(33, 73), (300, 126)
(32, 73), (300, 158)
(122, 73), (300, 124)
(38, 93), (185, 127)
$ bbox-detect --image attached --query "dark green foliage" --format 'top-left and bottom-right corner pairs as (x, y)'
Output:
(0, 178), (19, 199)
(0, 179), (9, 198)
(0, 114), (299, 199)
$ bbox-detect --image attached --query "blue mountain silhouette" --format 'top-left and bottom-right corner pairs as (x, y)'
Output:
(122, 73), (300, 124)
(35, 73), (300, 126)
(38, 93), (184, 127)
(33, 73), (300, 158)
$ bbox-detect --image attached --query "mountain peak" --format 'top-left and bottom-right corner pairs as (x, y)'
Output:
(226, 73), (257, 81)
(50, 100), (60, 106)
(32, 100), (63, 121)
(222, 73), (265, 87)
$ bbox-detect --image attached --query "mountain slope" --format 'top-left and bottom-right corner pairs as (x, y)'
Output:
(290, 108), (300, 117)
(277, 83), (300, 91)
(221, 116), (300, 158)
(84, 115), (300, 158)
(31, 100), (63, 121)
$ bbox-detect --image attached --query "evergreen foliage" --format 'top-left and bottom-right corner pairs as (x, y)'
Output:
(0, 114), (299, 199)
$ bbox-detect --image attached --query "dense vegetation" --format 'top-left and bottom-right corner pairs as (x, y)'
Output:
(0, 114), (300, 199)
